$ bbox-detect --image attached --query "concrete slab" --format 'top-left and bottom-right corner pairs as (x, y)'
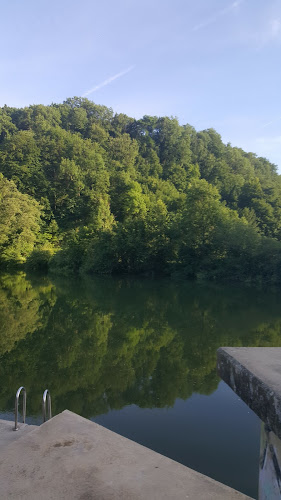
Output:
(217, 347), (281, 439)
(0, 419), (37, 450)
(0, 410), (251, 499)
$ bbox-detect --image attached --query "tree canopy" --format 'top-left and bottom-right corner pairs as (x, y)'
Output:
(0, 97), (281, 284)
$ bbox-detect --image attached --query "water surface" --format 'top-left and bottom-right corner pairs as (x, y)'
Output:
(1, 273), (281, 498)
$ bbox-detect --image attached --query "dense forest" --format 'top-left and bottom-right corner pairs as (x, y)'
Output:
(1, 97), (281, 284)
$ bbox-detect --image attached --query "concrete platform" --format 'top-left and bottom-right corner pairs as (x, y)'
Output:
(0, 418), (37, 450)
(0, 410), (251, 499)
(217, 347), (281, 440)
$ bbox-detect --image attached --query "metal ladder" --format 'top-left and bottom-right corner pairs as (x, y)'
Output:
(14, 387), (52, 430)
(42, 389), (52, 422)
(14, 386), (26, 431)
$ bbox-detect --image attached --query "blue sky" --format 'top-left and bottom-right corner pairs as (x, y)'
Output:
(1, 0), (281, 170)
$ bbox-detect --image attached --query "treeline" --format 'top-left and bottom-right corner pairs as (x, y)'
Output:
(0, 97), (281, 283)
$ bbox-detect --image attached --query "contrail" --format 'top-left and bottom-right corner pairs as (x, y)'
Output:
(82, 65), (135, 97)
(193, 0), (244, 32)
(262, 115), (281, 128)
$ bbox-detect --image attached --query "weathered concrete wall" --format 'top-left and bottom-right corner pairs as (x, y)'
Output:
(217, 347), (281, 441)
(217, 347), (281, 500)
(259, 423), (281, 499)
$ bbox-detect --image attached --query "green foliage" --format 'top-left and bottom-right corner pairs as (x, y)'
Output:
(0, 272), (55, 355)
(25, 243), (56, 272)
(0, 98), (281, 284)
(0, 174), (41, 265)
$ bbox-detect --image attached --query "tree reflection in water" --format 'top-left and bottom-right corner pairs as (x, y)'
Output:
(0, 272), (281, 418)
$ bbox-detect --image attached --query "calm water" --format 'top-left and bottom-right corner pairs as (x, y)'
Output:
(1, 273), (281, 498)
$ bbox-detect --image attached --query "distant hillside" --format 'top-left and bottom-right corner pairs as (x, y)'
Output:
(0, 97), (281, 284)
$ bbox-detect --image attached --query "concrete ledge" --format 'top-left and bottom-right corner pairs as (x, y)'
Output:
(217, 347), (281, 440)
(0, 410), (251, 499)
(0, 419), (37, 450)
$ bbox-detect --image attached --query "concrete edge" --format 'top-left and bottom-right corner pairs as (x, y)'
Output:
(217, 347), (281, 440)
(31, 410), (253, 498)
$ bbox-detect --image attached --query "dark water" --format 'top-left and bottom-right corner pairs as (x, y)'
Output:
(1, 273), (281, 498)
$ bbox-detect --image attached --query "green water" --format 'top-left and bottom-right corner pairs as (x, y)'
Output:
(1, 273), (281, 498)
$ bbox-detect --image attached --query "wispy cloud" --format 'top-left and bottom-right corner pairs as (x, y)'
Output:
(256, 135), (281, 145)
(82, 65), (135, 97)
(262, 115), (281, 128)
(192, 0), (244, 32)
(270, 18), (281, 38)
(253, 17), (281, 48)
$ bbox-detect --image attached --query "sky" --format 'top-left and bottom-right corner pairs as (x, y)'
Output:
(1, 0), (281, 170)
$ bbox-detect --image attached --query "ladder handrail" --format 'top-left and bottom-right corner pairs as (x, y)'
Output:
(14, 386), (26, 431)
(42, 389), (52, 422)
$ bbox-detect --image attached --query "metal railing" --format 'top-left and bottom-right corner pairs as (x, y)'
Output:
(14, 386), (26, 431)
(42, 389), (52, 422)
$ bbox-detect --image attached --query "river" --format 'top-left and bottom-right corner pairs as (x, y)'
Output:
(1, 272), (281, 498)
